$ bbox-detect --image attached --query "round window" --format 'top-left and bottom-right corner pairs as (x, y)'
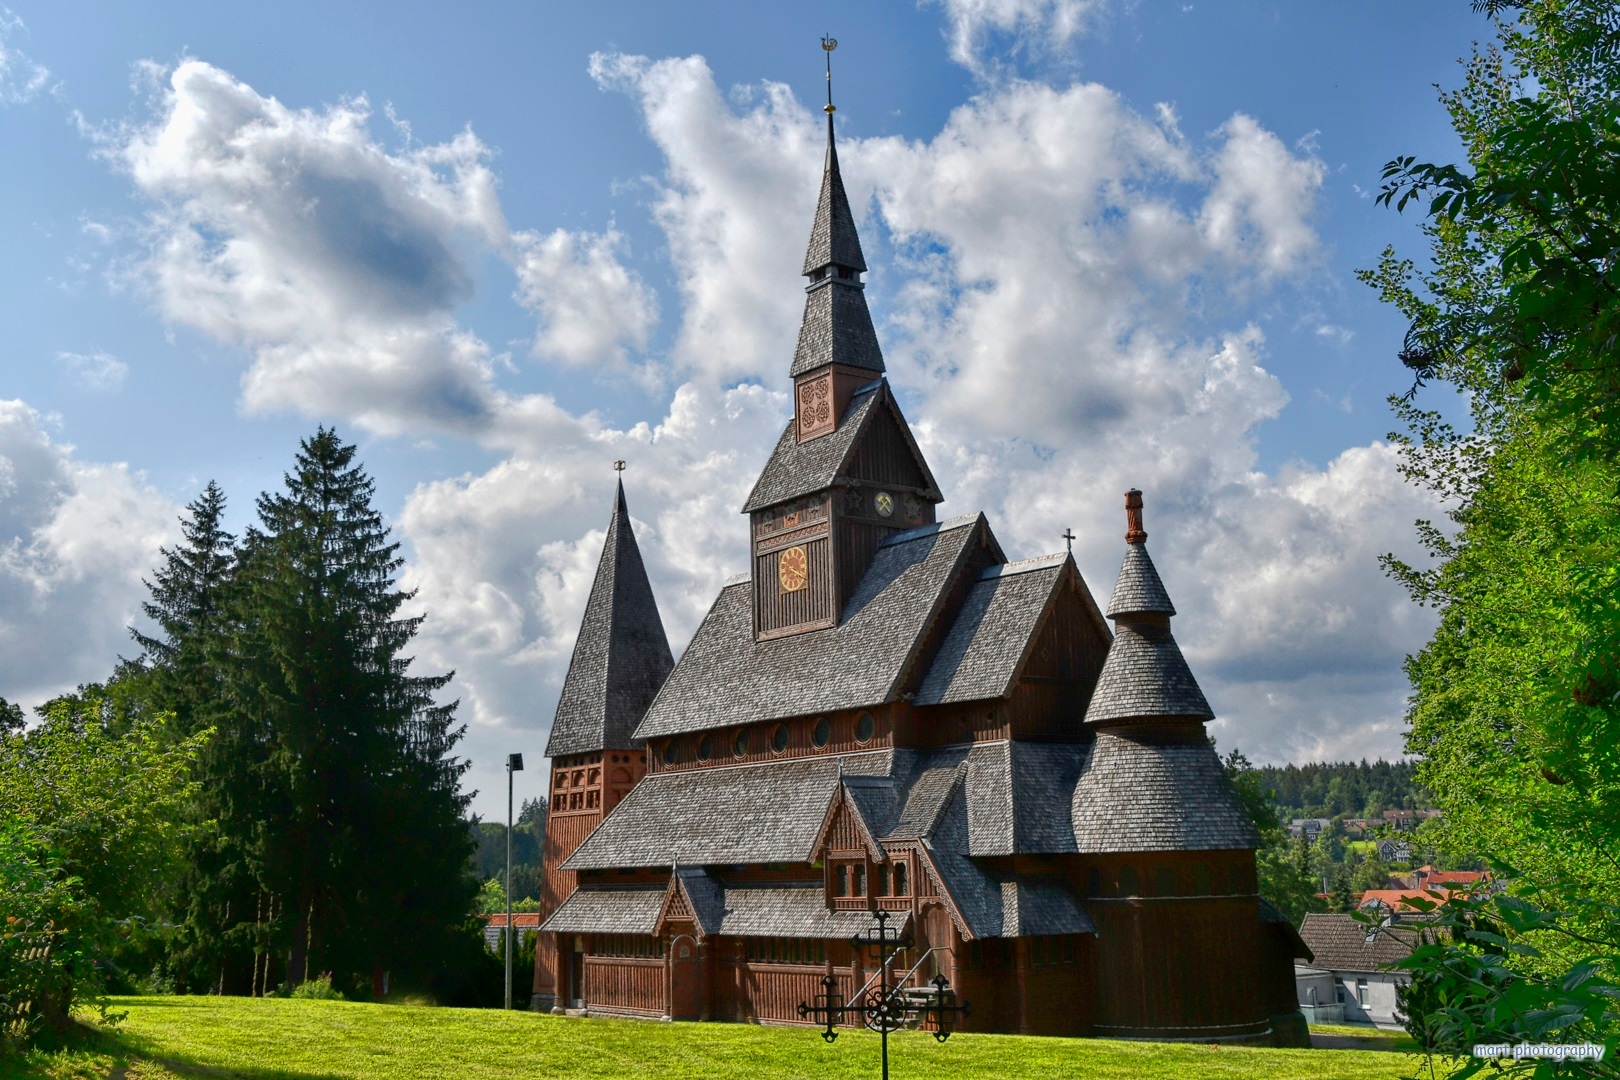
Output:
(771, 724), (789, 754)
(855, 711), (876, 743)
(811, 717), (831, 748)
(662, 740), (676, 766)
(733, 729), (750, 757)
(696, 734), (712, 762)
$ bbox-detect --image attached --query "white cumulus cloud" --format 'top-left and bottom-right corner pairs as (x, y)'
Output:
(0, 401), (177, 710)
(107, 60), (656, 441)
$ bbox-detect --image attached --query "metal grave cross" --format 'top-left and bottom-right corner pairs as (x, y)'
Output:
(797, 908), (971, 1079)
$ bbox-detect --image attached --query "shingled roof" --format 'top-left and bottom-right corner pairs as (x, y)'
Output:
(562, 751), (893, 870)
(1084, 621), (1213, 724)
(546, 481), (675, 757)
(633, 514), (996, 738)
(684, 877), (902, 939)
(802, 116), (867, 275)
(1069, 732), (1259, 852)
(741, 381), (939, 512)
(1298, 912), (1433, 973)
(790, 278), (886, 377)
(1085, 494), (1215, 727)
(1106, 542), (1176, 618)
(916, 555), (1107, 706)
(541, 884), (665, 935)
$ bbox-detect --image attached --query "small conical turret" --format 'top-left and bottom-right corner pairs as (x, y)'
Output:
(1084, 491), (1212, 726)
(1070, 490), (1259, 854)
(546, 477), (675, 756)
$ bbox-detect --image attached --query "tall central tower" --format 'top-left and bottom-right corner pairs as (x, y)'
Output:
(741, 74), (941, 640)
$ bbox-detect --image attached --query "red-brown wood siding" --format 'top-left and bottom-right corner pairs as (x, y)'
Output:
(755, 536), (835, 638)
(583, 956), (665, 1016)
(650, 706), (896, 774)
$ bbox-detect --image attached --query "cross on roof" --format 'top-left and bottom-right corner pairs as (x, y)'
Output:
(1062, 528), (1075, 554)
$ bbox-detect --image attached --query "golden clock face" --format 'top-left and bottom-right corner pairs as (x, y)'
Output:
(874, 491), (894, 517)
(778, 545), (809, 593)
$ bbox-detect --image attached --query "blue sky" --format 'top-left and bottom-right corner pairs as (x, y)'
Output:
(0, 1), (1485, 819)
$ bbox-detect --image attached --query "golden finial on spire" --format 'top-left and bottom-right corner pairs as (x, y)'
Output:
(822, 35), (837, 115)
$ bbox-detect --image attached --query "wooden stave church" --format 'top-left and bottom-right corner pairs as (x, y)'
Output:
(530, 97), (1312, 1043)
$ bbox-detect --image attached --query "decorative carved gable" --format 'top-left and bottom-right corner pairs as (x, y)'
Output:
(811, 789), (885, 863)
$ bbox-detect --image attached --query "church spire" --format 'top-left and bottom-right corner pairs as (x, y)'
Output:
(545, 471), (675, 757)
(791, 37), (883, 379)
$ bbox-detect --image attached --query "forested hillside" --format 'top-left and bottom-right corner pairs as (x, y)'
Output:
(1252, 759), (1434, 818)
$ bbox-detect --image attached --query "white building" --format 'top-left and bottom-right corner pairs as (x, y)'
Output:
(1295, 912), (1432, 1028)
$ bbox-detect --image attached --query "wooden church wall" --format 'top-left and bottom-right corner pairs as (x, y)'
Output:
(583, 954), (665, 1017)
(1079, 851), (1268, 1037)
(1008, 583), (1109, 742)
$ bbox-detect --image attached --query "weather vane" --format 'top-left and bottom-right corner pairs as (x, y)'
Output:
(613, 459), (626, 473)
(822, 35), (837, 114)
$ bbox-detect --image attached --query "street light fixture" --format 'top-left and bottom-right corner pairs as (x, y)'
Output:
(505, 752), (524, 1010)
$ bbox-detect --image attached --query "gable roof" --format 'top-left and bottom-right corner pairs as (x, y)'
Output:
(742, 380), (939, 512)
(915, 555), (1108, 706)
(546, 481), (675, 756)
(633, 514), (995, 739)
(1069, 732), (1259, 852)
(1298, 912), (1433, 973)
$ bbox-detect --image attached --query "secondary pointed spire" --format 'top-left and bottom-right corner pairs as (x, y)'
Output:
(545, 474), (675, 756)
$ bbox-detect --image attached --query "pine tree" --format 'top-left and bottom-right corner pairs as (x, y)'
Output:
(224, 429), (473, 991)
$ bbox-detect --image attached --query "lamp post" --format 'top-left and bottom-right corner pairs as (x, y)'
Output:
(505, 752), (524, 1010)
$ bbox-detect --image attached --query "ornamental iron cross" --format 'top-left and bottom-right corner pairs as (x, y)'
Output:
(797, 908), (971, 1079)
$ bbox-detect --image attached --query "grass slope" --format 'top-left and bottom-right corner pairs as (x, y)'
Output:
(2, 997), (1428, 1080)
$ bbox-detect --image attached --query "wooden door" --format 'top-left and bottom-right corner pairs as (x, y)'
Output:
(669, 935), (701, 1021)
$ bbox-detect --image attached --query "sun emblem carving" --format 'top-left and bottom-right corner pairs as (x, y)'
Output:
(874, 492), (894, 518)
(798, 377), (832, 433)
(778, 545), (809, 593)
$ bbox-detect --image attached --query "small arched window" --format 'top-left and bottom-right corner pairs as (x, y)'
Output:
(661, 740), (676, 766)
(733, 729), (750, 757)
(812, 717), (831, 748)
(855, 711), (875, 744)
(771, 724), (789, 753)
(893, 862), (909, 896)
(696, 735), (712, 762)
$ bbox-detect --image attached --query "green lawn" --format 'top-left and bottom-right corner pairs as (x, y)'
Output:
(0, 997), (1434, 1080)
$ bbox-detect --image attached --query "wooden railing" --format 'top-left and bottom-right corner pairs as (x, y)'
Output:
(583, 957), (663, 1015)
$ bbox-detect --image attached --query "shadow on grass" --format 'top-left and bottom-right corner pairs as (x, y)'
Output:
(6, 1020), (348, 1080)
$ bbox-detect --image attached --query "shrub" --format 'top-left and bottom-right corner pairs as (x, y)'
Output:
(288, 974), (345, 1001)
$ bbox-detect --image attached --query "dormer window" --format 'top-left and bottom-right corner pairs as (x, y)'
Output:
(812, 267), (827, 282)
(837, 266), (855, 280)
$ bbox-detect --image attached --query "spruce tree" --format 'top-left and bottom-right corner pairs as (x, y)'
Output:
(130, 481), (260, 992)
(225, 429), (473, 991)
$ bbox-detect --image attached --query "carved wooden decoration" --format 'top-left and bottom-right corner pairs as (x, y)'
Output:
(778, 545), (809, 592)
(797, 374), (835, 441)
